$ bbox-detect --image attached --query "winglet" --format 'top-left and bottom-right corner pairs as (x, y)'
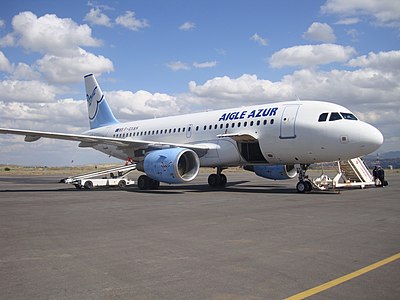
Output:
(84, 74), (119, 129)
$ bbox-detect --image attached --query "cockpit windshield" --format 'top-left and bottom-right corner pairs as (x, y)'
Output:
(329, 112), (342, 121)
(318, 112), (358, 122)
(340, 112), (358, 120)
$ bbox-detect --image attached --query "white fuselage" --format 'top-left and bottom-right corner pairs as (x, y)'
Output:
(85, 100), (383, 166)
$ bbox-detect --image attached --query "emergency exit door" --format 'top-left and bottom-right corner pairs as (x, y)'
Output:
(280, 105), (300, 139)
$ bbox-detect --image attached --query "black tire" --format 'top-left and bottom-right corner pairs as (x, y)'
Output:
(118, 180), (126, 189)
(219, 174), (227, 187)
(208, 174), (220, 187)
(84, 180), (93, 190)
(296, 181), (306, 193)
(138, 175), (149, 190)
(305, 181), (312, 192)
(150, 179), (160, 190)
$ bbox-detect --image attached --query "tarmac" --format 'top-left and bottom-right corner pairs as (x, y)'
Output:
(0, 171), (399, 299)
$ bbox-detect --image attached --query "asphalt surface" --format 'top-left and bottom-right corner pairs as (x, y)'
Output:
(0, 171), (399, 299)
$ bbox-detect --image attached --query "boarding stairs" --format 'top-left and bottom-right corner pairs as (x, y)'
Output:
(60, 164), (137, 189)
(312, 157), (376, 190)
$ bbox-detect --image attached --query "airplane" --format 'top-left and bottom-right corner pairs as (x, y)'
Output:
(0, 74), (384, 192)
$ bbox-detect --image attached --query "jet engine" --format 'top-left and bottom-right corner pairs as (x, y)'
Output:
(244, 164), (297, 180)
(139, 148), (200, 184)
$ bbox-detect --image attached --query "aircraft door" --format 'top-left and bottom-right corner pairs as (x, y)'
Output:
(186, 124), (192, 138)
(280, 105), (300, 139)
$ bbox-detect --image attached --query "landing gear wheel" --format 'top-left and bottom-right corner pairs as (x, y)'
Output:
(208, 173), (227, 187)
(208, 174), (220, 187)
(219, 174), (227, 187)
(296, 181), (306, 193)
(150, 179), (160, 190)
(305, 181), (312, 192)
(138, 175), (160, 190)
(138, 175), (149, 190)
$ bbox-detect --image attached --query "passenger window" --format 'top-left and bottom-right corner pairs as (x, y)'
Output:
(238, 122), (241, 127)
(231, 123), (235, 128)
(340, 112), (358, 120)
(256, 120), (260, 126)
(263, 120), (267, 125)
(203, 125), (207, 130)
(244, 121), (247, 127)
(270, 119), (274, 125)
(250, 121), (254, 126)
(220, 124), (223, 129)
(225, 123), (229, 129)
(196, 126), (199, 131)
(318, 113), (328, 122)
(329, 112), (342, 121)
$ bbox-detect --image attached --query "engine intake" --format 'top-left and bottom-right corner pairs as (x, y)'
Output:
(140, 148), (200, 184)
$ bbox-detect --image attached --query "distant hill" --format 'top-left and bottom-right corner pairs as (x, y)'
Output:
(365, 151), (400, 169)
(366, 151), (400, 160)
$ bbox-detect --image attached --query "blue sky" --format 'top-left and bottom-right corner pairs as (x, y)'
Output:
(0, 0), (399, 166)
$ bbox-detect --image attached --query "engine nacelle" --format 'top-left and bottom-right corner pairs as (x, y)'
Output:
(244, 164), (297, 180)
(141, 148), (200, 184)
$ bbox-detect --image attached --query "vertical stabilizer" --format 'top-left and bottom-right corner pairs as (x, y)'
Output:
(84, 74), (119, 129)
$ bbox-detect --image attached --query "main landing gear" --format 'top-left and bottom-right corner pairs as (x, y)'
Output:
(296, 164), (312, 193)
(137, 175), (160, 190)
(208, 167), (227, 187)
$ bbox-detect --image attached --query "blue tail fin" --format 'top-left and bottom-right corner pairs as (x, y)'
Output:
(84, 74), (119, 129)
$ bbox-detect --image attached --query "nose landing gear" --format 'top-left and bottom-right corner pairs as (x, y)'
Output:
(296, 164), (312, 193)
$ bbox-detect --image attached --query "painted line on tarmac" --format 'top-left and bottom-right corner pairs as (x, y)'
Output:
(284, 252), (400, 300)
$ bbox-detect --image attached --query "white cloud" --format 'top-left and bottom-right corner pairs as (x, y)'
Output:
(0, 19), (5, 28)
(0, 50), (13, 73)
(179, 21), (195, 31)
(0, 80), (58, 103)
(13, 63), (41, 80)
(193, 61), (217, 68)
(269, 44), (356, 68)
(105, 90), (181, 120)
(335, 17), (360, 25)
(250, 33), (268, 46)
(0, 33), (15, 47)
(347, 50), (400, 73)
(36, 48), (114, 84)
(8, 11), (102, 56)
(321, 0), (400, 28)
(166, 61), (190, 71)
(303, 22), (336, 43)
(0, 11), (114, 84)
(115, 11), (149, 31)
(188, 74), (294, 107)
(84, 8), (112, 27)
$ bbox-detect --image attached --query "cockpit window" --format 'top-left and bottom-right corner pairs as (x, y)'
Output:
(329, 112), (342, 121)
(318, 113), (328, 122)
(340, 112), (358, 120)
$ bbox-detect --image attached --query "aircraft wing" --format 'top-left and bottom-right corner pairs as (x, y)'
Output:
(0, 128), (210, 154)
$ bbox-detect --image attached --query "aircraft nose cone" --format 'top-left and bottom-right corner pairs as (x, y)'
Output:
(359, 123), (384, 153)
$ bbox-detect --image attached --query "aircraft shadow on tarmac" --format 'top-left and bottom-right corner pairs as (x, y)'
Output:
(0, 180), (339, 195)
